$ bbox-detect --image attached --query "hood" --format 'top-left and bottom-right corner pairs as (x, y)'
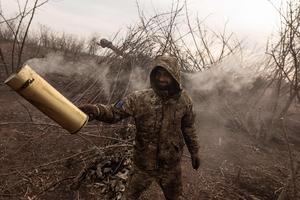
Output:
(150, 55), (182, 99)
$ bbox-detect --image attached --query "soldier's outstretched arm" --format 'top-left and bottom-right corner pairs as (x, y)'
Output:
(181, 103), (201, 170)
(79, 93), (136, 123)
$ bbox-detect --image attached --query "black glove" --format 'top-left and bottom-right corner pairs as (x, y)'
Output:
(191, 153), (201, 170)
(78, 104), (100, 121)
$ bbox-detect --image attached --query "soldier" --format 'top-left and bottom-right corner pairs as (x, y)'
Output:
(79, 55), (200, 200)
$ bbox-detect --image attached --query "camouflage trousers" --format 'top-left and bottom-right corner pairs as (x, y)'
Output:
(122, 164), (182, 200)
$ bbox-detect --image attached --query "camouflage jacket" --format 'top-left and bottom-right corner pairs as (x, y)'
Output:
(96, 56), (199, 170)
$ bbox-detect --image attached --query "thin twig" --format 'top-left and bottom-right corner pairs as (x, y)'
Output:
(0, 121), (59, 128)
(281, 117), (297, 199)
(80, 132), (134, 144)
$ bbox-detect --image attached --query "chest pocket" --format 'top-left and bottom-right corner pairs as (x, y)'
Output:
(135, 105), (161, 135)
(174, 105), (186, 128)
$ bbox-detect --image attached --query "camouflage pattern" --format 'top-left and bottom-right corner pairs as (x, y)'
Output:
(124, 164), (182, 200)
(95, 55), (199, 199)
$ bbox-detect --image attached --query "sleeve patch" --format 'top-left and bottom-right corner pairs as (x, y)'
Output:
(114, 100), (124, 109)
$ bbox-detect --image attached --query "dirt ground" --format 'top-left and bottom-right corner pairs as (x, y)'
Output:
(0, 71), (300, 200)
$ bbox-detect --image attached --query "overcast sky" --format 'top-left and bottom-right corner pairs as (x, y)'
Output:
(2, 0), (282, 49)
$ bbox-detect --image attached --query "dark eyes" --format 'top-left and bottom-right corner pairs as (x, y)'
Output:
(156, 70), (168, 76)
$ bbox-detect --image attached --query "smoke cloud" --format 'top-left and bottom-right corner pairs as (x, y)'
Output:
(26, 52), (111, 98)
(183, 53), (270, 141)
(185, 53), (266, 94)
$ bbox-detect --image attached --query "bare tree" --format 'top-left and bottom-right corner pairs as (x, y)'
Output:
(0, 0), (49, 76)
(268, 0), (300, 116)
(100, 0), (240, 72)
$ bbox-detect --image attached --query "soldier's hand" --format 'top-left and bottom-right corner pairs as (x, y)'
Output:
(191, 153), (201, 170)
(78, 104), (100, 121)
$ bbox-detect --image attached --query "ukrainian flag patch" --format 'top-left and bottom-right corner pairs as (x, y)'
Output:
(114, 100), (124, 109)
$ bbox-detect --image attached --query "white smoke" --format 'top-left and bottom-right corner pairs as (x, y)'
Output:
(128, 65), (150, 92)
(26, 52), (107, 76)
(183, 52), (271, 139)
(25, 52), (111, 97)
(185, 53), (267, 94)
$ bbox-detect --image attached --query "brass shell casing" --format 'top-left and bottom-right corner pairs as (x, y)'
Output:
(4, 65), (88, 134)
